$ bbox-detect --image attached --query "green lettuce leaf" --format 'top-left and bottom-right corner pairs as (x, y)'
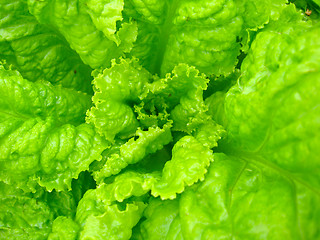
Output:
(235, 0), (288, 50)
(86, 58), (152, 141)
(124, 0), (291, 76)
(0, 65), (108, 192)
(75, 172), (152, 239)
(87, 58), (222, 141)
(124, 0), (243, 76)
(1, 1), (318, 239)
(94, 128), (223, 200)
(208, 7), (320, 190)
(140, 197), (182, 240)
(87, 59), (225, 198)
(94, 123), (172, 183)
(0, 182), (79, 240)
(0, 0), (93, 93)
(139, 153), (320, 239)
(26, 0), (292, 78)
(48, 216), (80, 240)
(136, 7), (320, 239)
(151, 135), (214, 200)
(0, 197), (53, 239)
(28, 0), (137, 69)
(0, 183), (54, 240)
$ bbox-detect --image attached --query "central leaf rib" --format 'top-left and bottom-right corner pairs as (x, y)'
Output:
(154, 0), (180, 76)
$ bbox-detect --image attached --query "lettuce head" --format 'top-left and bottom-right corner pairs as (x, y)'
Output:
(0, 0), (319, 239)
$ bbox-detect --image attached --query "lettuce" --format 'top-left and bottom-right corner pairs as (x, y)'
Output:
(0, 1), (319, 239)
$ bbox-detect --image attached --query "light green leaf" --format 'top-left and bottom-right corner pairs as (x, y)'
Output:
(235, 0), (288, 50)
(28, 0), (137, 69)
(0, 184), (54, 240)
(76, 172), (152, 239)
(0, 0), (93, 93)
(0, 65), (91, 125)
(86, 58), (152, 141)
(94, 123), (172, 183)
(87, 60), (225, 195)
(80, 203), (145, 240)
(151, 136), (214, 200)
(0, 66), (108, 192)
(126, 0), (242, 76)
(140, 198), (183, 240)
(88, 59), (222, 144)
(48, 216), (80, 240)
(125, 0), (291, 76)
(213, 16), (320, 190)
(81, 0), (124, 43)
(95, 171), (158, 205)
(139, 153), (320, 239)
(158, 64), (208, 132)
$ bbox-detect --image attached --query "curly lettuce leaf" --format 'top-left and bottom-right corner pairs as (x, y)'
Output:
(87, 59), (225, 195)
(0, 66), (108, 192)
(94, 128), (224, 201)
(80, 203), (145, 240)
(75, 172), (152, 239)
(87, 58), (152, 141)
(157, 64), (209, 133)
(28, 0), (137, 69)
(151, 135), (214, 200)
(95, 171), (157, 205)
(94, 123), (172, 183)
(0, 0), (93, 93)
(94, 122), (224, 200)
(87, 58), (222, 142)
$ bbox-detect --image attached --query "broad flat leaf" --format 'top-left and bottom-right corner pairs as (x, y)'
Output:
(139, 153), (320, 239)
(212, 9), (320, 190)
